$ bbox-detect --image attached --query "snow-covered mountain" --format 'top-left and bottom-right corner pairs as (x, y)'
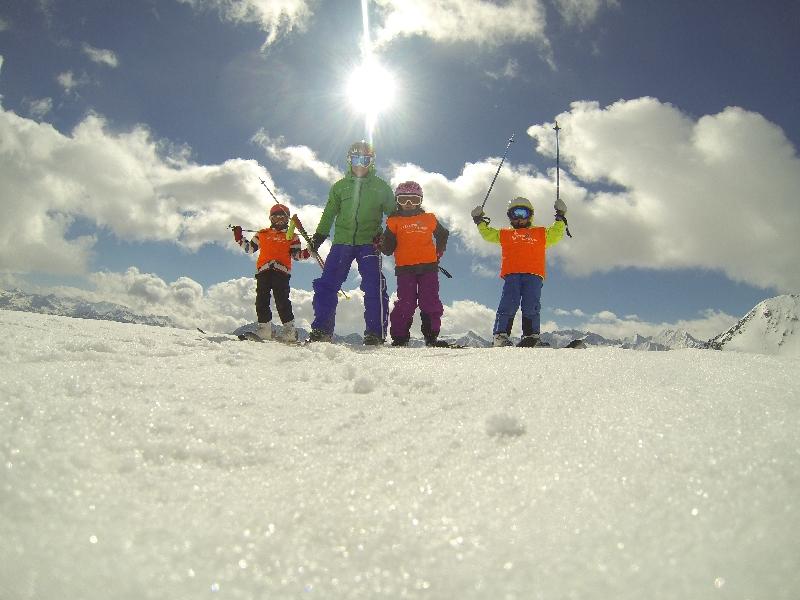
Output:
(0, 288), (174, 328)
(622, 334), (669, 351)
(708, 294), (800, 356)
(652, 328), (706, 349)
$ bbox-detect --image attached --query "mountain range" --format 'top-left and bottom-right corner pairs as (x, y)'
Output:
(2, 288), (798, 355)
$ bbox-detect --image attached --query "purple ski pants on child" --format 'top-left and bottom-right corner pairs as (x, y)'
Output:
(389, 270), (443, 340)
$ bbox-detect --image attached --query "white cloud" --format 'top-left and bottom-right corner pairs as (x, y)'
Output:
(0, 104), (322, 276)
(553, 0), (619, 29)
(252, 130), (342, 183)
(57, 70), (90, 94)
(25, 97), (53, 119)
(572, 307), (737, 342)
(175, 0), (314, 48)
(554, 307), (586, 317)
(373, 0), (552, 62)
(82, 43), (119, 68)
(485, 58), (519, 80)
(20, 267), (737, 341)
(527, 98), (800, 292)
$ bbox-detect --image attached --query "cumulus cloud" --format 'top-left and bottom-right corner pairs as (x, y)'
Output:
(527, 98), (800, 292)
(82, 43), (119, 68)
(252, 130), (342, 183)
(27, 266), (734, 340)
(372, 0), (552, 63)
(175, 0), (314, 48)
(0, 103), (323, 276)
(570, 307), (738, 342)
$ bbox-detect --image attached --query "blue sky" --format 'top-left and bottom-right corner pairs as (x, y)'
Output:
(1, 0), (799, 338)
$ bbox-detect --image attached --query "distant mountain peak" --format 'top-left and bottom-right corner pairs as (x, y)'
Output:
(0, 288), (174, 328)
(708, 294), (800, 356)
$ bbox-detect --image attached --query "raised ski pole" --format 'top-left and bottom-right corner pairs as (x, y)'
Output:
(480, 133), (515, 211)
(554, 122), (573, 238)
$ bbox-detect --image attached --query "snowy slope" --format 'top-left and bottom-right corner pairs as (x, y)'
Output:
(1, 309), (799, 600)
(709, 294), (800, 356)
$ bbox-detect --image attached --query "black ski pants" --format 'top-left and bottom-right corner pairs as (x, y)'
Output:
(255, 268), (294, 324)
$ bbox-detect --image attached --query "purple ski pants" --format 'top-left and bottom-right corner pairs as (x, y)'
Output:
(311, 243), (388, 337)
(389, 270), (443, 340)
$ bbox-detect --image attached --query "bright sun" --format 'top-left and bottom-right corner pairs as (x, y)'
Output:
(347, 57), (397, 134)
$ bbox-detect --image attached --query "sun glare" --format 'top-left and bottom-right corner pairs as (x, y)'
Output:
(347, 57), (397, 140)
(348, 58), (397, 115)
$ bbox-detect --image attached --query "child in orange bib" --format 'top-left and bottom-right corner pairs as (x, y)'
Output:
(381, 181), (449, 346)
(232, 204), (310, 341)
(471, 197), (566, 347)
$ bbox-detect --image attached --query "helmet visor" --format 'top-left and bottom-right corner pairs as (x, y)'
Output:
(509, 206), (532, 220)
(349, 154), (373, 167)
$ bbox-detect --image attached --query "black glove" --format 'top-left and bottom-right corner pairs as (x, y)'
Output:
(232, 226), (243, 243)
(309, 233), (327, 251)
(555, 211), (567, 223)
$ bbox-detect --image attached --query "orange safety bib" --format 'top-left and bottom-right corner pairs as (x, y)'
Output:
(256, 229), (296, 271)
(498, 227), (547, 278)
(387, 212), (439, 267)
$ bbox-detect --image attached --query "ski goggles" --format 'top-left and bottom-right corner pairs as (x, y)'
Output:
(349, 154), (373, 167)
(396, 194), (422, 206)
(508, 206), (532, 219)
(270, 212), (289, 219)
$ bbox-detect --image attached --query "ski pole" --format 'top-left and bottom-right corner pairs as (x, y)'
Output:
(228, 224), (259, 233)
(554, 122), (573, 238)
(480, 134), (515, 210)
(438, 266), (453, 279)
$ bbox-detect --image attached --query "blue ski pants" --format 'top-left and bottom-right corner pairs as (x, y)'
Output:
(311, 243), (388, 337)
(493, 273), (543, 336)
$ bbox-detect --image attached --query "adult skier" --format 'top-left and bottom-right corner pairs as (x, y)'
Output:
(307, 141), (396, 344)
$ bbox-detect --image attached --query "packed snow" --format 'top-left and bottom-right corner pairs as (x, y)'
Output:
(1, 309), (799, 600)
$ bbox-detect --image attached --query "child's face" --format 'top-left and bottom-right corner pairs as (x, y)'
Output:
(270, 214), (289, 229)
(396, 195), (422, 212)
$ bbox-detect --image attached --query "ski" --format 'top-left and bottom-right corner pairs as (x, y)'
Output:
(289, 214), (348, 300)
(237, 332), (304, 346)
(289, 215), (325, 269)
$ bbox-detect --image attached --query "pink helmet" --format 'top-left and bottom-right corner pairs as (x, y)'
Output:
(394, 181), (423, 199)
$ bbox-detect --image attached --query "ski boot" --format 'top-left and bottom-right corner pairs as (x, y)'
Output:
(280, 320), (298, 343)
(255, 321), (273, 340)
(493, 333), (513, 347)
(517, 334), (540, 348)
(308, 328), (333, 343)
(391, 336), (410, 347)
(363, 332), (384, 346)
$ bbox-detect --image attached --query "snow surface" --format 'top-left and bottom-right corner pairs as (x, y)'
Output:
(1, 309), (799, 600)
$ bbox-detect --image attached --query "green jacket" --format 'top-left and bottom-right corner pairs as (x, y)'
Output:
(315, 163), (396, 246)
(478, 219), (565, 247)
